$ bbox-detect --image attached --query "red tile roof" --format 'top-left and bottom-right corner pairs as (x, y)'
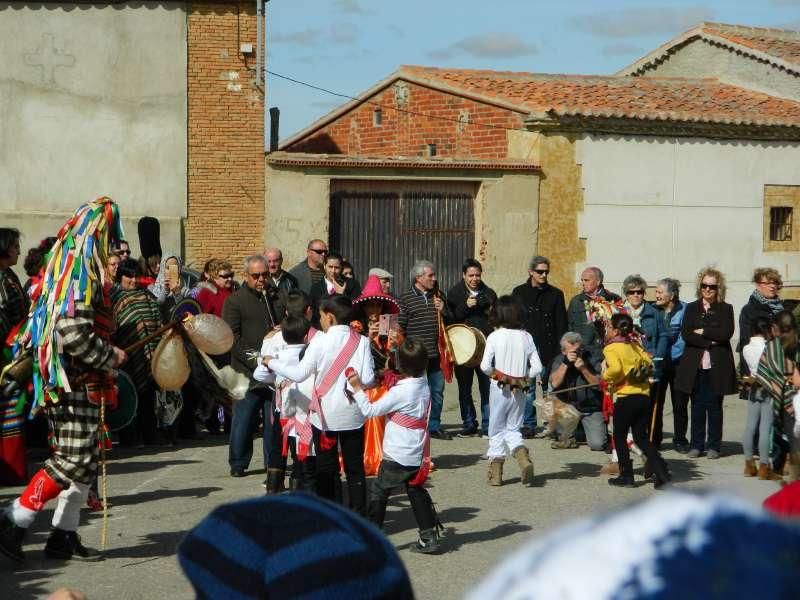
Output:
(267, 152), (540, 171)
(399, 65), (800, 128)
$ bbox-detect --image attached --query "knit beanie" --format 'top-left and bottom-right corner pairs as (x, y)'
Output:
(468, 491), (800, 600)
(177, 493), (414, 599)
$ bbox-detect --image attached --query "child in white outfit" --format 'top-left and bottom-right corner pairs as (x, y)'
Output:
(347, 338), (446, 554)
(480, 296), (542, 486)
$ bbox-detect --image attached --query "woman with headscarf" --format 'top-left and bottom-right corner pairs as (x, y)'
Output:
(148, 253), (191, 320)
(112, 258), (165, 446)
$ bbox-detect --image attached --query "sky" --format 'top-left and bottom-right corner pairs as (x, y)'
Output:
(266, 0), (800, 143)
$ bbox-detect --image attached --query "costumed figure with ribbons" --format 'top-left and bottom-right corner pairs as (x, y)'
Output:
(350, 275), (403, 477)
(479, 296), (542, 487)
(0, 227), (31, 485)
(0, 197), (127, 563)
(347, 338), (448, 555)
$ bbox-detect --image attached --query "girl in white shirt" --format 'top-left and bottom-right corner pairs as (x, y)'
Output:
(741, 317), (774, 478)
(480, 296), (543, 486)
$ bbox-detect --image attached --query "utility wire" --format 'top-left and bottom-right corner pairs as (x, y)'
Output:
(266, 69), (531, 133)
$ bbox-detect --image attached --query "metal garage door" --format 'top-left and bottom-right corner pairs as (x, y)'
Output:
(330, 180), (477, 294)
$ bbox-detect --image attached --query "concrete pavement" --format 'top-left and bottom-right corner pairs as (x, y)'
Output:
(0, 390), (784, 599)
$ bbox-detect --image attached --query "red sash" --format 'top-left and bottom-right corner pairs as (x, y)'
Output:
(296, 329), (362, 456)
(388, 399), (431, 487)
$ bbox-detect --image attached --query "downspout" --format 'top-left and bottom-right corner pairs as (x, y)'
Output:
(255, 0), (262, 88)
(264, 0), (270, 152)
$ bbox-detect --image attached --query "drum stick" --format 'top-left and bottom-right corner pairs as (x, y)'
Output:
(123, 320), (179, 355)
(543, 382), (600, 398)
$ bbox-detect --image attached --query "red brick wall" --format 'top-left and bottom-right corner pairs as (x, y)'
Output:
(186, 2), (265, 272)
(286, 82), (526, 159)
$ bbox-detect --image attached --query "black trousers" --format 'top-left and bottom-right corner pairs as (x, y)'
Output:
(368, 459), (436, 532)
(652, 363), (690, 448)
(267, 407), (286, 470)
(287, 437), (317, 492)
(312, 426), (366, 516)
(613, 394), (664, 476)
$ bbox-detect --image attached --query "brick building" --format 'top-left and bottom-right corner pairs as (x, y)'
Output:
(1, 1), (266, 274)
(271, 23), (800, 313)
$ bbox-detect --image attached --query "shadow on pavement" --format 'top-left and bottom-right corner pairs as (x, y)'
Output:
(399, 519), (532, 552)
(108, 486), (224, 507)
(109, 459), (203, 475)
(102, 529), (189, 561)
(432, 453), (484, 470)
(0, 562), (66, 600)
(533, 461), (602, 485)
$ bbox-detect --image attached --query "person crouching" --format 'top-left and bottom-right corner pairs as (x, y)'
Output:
(480, 296), (543, 486)
(347, 339), (447, 554)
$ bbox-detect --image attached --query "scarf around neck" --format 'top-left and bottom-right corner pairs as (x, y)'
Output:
(751, 289), (783, 315)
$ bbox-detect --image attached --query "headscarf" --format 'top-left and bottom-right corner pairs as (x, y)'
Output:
(148, 252), (190, 304)
(14, 197), (123, 409)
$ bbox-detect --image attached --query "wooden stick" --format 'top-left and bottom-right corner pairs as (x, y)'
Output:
(99, 397), (108, 551)
(543, 382), (600, 398)
(123, 320), (179, 355)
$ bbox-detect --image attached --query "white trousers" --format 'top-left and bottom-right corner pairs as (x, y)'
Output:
(487, 381), (525, 459)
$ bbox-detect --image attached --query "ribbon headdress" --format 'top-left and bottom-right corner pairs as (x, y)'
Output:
(14, 197), (123, 411)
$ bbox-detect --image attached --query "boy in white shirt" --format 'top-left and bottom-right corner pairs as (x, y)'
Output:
(254, 314), (317, 493)
(264, 295), (375, 515)
(347, 338), (446, 554)
(480, 296), (543, 487)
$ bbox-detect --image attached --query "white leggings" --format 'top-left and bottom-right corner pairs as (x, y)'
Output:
(487, 381), (525, 459)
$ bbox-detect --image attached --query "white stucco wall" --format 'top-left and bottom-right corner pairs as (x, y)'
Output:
(0, 2), (187, 265)
(576, 134), (800, 331)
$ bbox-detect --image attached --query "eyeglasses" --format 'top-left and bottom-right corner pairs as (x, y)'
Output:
(218, 272), (234, 279)
(309, 248), (328, 255)
(248, 272), (268, 279)
(626, 290), (645, 296)
(533, 269), (549, 275)
(756, 280), (778, 286)
(700, 283), (719, 291)
(117, 250), (131, 256)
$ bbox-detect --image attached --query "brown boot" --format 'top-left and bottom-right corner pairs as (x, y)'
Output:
(757, 463), (783, 481)
(487, 459), (504, 486)
(743, 459), (757, 477)
(600, 462), (620, 475)
(512, 446), (534, 485)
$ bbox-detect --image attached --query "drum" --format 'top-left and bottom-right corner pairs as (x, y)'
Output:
(446, 325), (486, 368)
(171, 298), (202, 322)
(109, 370), (138, 432)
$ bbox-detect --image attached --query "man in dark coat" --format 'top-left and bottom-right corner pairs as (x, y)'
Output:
(447, 258), (497, 437)
(567, 266), (621, 351)
(512, 256), (568, 438)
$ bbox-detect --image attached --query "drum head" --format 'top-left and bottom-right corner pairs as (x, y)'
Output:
(172, 298), (202, 322)
(446, 324), (477, 366)
(109, 371), (138, 432)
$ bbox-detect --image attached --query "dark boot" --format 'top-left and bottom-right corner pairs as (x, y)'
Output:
(368, 499), (388, 529)
(608, 460), (635, 488)
(651, 455), (672, 490)
(0, 514), (27, 563)
(410, 527), (443, 554)
(44, 528), (102, 562)
(265, 468), (285, 495)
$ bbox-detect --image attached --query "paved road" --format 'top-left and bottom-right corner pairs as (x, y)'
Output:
(0, 390), (783, 599)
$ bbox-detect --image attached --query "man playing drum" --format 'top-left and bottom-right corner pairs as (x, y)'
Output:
(447, 259), (496, 438)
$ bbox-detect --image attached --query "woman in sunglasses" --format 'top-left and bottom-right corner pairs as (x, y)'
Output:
(196, 258), (235, 318)
(675, 267), (737, 459)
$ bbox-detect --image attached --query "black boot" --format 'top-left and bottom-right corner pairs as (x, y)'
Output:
(265, 468), (285, 495)
(44, 528), (102, 562)
(608, 460), (635, 488)
(0, 514), (27, 563)
(651, 455), (672, 490)
(410, 527), (443, 554)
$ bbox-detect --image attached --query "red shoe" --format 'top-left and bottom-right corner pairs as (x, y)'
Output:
(86, 493), (105, 512)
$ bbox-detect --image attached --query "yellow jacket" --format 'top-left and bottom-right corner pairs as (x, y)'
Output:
(602, 341), (653, 397)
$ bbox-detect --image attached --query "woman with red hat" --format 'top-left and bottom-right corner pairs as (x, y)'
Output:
(351, 275), (403, 476)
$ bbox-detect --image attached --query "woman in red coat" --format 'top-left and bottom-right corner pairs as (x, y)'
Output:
(196, 259), (234, 317)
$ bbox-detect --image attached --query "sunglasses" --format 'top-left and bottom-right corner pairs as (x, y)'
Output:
(218, 272), (234, 279)
(249, 272), (268, 279)
(700, 283), (719, 291)
(117, 250), (131, 256)
(309, 248), (328, 255)
(626, 290), (644, 295)
(533, 269), (549, 275)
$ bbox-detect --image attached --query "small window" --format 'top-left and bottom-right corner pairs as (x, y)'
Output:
(770, 206), (793, 241)
(427, 143), (437, 157)
(373, 108), (382, 126)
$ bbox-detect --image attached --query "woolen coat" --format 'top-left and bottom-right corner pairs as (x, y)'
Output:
(675, 299), (738, 396)
(512, 281), (568, 366)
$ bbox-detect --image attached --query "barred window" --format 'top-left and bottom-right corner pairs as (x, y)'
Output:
(769, 206), (793, 241)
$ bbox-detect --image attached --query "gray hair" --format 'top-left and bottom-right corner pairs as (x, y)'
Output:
(410, 260), (434, 285)
(243, 254), (267, 272)
(528, 255), (550, 270)
(264, 247), (283, 261)
(560, 331), (583, 348)
(622, 274), (647, 294)
(656, 277), (681, 299)
(583, 266), (604, 283)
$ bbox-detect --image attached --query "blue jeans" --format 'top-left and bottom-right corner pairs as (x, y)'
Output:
(228, 387), (272, 472)
(523, 364), (549, 429)
(427, 367), (445, 433)
(455, 365), (490, 431)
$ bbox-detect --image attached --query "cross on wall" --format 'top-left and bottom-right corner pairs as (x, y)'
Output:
(24, 33), (76, 86)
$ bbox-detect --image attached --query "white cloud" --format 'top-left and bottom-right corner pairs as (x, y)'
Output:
(601, 42), (644, 57)
(329, 22), (359, 45)
(571, 7), (714, 38)
(429, 32), (537, 60)
(333, 0), (372, 15)
(271, 23), (359, 47)
(272, 28), (322, 45)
